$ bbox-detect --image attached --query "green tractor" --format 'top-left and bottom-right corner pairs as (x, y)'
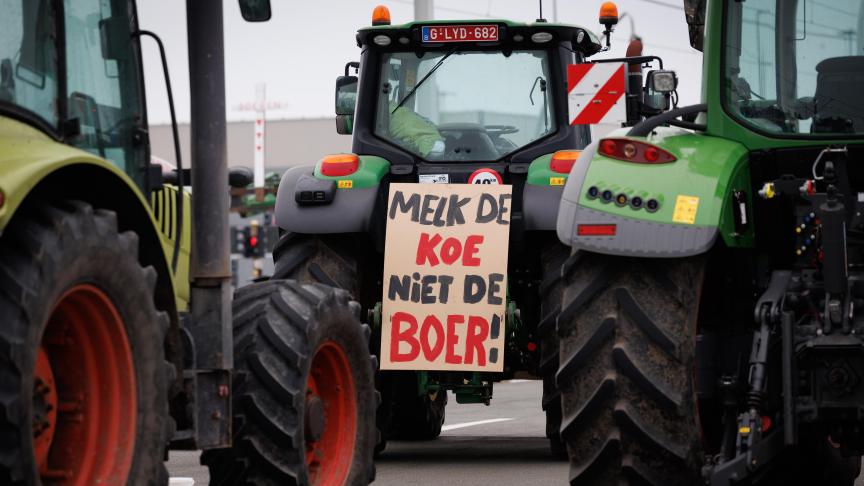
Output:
(555, 0), (864, 484)
(0, 1), (373, 485)
(239, 2), (637, 468)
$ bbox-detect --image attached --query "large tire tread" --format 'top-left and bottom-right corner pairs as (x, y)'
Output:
(0, 200), (171, 486)
(557, 252), (705, 486)
(202, 280), (377, 486)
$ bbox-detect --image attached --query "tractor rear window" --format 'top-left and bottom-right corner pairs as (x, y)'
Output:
(0, 0), (59, 128)
(374, 49), (556, 161)
(724, 0), (864, 136)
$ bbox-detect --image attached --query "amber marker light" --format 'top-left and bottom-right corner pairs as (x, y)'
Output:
(372, 5), (391, 26)
(550, 150), (582, 174)
(320, 154), (360, 177)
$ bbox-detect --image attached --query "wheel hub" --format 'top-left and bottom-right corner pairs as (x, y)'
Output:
(305, 394), (326, 442)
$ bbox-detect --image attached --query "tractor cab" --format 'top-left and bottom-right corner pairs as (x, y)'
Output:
(335, 8), (604, 177)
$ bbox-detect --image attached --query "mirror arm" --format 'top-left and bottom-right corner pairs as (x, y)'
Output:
(134, 30), (183, 272)
(345, 61), (360, 77)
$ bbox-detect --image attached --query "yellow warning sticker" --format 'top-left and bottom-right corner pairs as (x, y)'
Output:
(549, 177), (566, 186)
(672, 195), (699, 224)
(338, 180), (353, 189)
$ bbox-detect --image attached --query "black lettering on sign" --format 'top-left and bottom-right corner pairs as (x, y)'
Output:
(476, 193), (498, 223)
(389, 191), (420, 221)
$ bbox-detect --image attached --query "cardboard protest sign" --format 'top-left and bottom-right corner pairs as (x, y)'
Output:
(380, 183), (512, 372)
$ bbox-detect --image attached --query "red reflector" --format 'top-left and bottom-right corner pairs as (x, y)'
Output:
(598, 138), (676, 164)
(761, 415), (772, 432)
(577, 224), (617, 236)
(551, 150), (581, 174)
(320, 154), (360, 176)
(526, 342), (537, 352)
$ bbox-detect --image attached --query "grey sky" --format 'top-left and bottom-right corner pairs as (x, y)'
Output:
(137, 0), (702, 124)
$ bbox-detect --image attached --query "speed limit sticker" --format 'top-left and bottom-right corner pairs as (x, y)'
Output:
(468, 168), (502, 185)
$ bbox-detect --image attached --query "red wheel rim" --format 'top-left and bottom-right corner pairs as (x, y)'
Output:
(305, 341), (357, 486)
(34, 284), (137, 484)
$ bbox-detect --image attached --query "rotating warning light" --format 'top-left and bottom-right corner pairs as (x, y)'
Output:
(598, 138), (676, 164)
(599, 2), (619, 26)
(372, 5), (391, 25)
(320, 154), (359, 177)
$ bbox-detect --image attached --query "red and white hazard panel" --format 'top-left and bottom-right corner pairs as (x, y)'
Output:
(567, 63), (626, 126)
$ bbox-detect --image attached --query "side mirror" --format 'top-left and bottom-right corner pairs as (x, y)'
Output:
(683, 0), (706, 51)
(238, 0), (271, 22)
(336, 115), (353, 135)
(335, 75), (358, 116)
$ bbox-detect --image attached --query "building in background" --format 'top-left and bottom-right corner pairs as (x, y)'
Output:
(149, 117), (351, 173)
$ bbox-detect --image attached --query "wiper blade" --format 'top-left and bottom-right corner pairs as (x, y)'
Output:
(391, 48), (457, 114)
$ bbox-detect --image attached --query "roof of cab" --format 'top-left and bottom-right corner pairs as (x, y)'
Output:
(356, 19), (603, 55)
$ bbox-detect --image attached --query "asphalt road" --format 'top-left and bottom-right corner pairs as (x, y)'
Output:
(167, 379), (567, 485)
(167, 379), (864, 485)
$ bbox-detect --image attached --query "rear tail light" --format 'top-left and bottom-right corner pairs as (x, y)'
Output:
(550, 150), (581, 174)
(598, 138), (676, 164)
(320, 154), (359, 176)
(577, 224), (617, 236)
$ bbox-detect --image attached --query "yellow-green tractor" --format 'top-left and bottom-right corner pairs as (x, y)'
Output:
(0, 1), (373, 485)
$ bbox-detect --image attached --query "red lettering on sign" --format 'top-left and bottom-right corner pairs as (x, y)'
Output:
(465, 316), (489, 365)
(445, 315), (463, 365)
(440, 238), (461, 265)
(390, 312), (420, 362)
(463, 235), (484, 266)
(416, 233), (485, 267)
(420, 314), (445, 361)
(416, 232), (442, 266)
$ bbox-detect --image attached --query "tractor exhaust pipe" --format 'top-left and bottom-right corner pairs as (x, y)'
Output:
(185, 0), (232, 449)
(625, 38), (644, 126)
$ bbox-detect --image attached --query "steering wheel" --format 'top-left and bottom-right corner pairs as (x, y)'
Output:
(484, 125), (519, 136)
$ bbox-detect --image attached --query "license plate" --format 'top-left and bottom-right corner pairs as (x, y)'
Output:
(421, 25), (499, 43)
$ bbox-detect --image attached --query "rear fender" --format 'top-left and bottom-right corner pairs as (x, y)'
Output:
(556, 129), (753, 257)
(274, 156), (389, 234)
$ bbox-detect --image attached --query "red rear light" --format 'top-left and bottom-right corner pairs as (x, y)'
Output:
(550, 150), (581, 174)
(320, 154), (359, 176)
(598, 138), (676, 164)
(577, 224), (617, 236)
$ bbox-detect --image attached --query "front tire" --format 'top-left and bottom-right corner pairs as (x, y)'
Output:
(557, 252), (705, 485)
(0, 201), (171, 485)
(202, 280), (377, 485)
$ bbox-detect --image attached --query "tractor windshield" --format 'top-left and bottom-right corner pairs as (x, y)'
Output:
(0, 0), (59, 128)
(374, 49), (556, 161)
(724, 0), (864, 136)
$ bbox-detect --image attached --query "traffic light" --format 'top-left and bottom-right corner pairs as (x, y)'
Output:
(242, 225), (265, 258)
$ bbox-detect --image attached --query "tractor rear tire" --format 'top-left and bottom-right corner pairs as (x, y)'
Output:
(272, 233), (361, 295)
(538, 242), (568, 460)
(557, 251), (705, 485)
(384, 372), (447, 440)
(0, 200), (171, 485)
(202, 280), (377, 486)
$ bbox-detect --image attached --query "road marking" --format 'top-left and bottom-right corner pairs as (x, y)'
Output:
(441, 418), (514, 432)
(505, 379), (532, 383)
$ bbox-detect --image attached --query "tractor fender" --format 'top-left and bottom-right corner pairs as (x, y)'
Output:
(0, 117), (181, 326)
(557, 129), (752, 257)
(274, 165), (382, 234)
